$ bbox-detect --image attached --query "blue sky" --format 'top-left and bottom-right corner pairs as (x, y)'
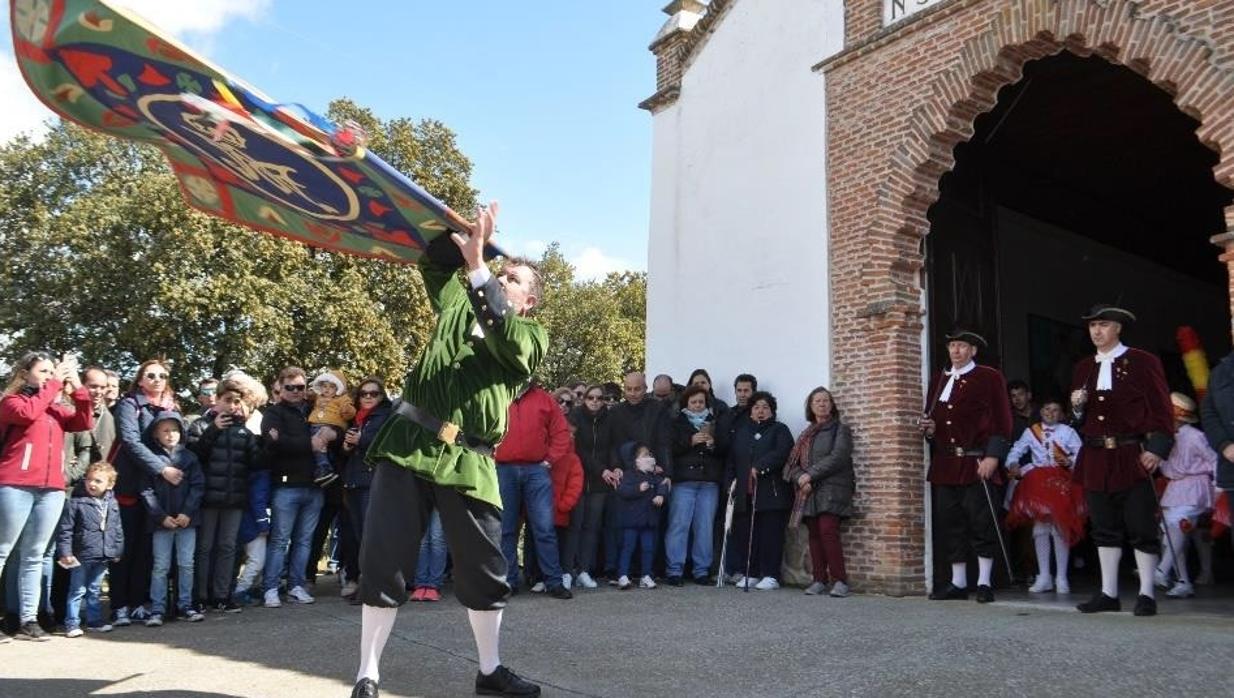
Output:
(2, 0), (667, 277)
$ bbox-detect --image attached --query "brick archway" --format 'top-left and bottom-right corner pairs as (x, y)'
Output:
(822, 0), (1234, 595)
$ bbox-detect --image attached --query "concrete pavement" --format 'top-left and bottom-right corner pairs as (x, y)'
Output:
(2, 575), (1232, 697)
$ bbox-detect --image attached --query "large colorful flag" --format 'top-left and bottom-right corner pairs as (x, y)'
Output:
(9, 0), (488, 264)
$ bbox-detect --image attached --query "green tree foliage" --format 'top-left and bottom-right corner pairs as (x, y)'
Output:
(533, 244), (646, 388)
(0, 104), (644, 394)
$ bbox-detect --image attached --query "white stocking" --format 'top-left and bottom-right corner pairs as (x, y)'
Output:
(1159, 521), (1188, 581)
(1050, 527), (1069, 583)
(468, 609), (503, 675)
(357, 605), (398, 683)
(1033, 525), (1052, 578)
(1135, 549), (1158, 598)
(1097, 546), (1121, 598)
(977, 556), (993, 587)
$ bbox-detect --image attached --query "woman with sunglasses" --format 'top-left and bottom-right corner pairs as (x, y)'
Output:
(108, 358), (177, 627)
(570, 384), (617, 588)
(0, 352), (92, 641)
(339, 378), (393, 600)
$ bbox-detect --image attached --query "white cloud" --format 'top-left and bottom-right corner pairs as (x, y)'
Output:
(0, 0), (269, 144)
(571, 246), (639, 281)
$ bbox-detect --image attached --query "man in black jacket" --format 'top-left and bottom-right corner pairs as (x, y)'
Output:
(260, 367), (325, 608)
(605, 372), (672, 473)
(1201, 350), (1234, 493)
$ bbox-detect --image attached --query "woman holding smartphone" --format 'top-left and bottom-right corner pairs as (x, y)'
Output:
(665, 384), (725, 586)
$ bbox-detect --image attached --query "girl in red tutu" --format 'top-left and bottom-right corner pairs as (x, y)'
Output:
(1005, 400), (1084, 593)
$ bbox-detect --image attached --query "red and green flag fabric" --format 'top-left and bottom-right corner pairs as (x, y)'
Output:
(10, 0), (485, 264)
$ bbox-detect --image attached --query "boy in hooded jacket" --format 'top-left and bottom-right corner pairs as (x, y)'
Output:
(56, 461), (124, 636)
(140, 413), (205, 626)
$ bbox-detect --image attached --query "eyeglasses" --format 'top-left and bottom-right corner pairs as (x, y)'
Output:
(556, 398), (573, 405)
(283, 384), (306, 392)
(584, 394), (603, 402)
(199, 388), (217, 396)
(358, 390), (382, 398)
(603, 396), (618, 403)
(145, 372), (168, 381)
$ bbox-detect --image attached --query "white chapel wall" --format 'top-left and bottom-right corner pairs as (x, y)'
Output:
(646, 0), (845, 433)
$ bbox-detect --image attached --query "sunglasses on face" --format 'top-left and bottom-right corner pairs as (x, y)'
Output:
(358, 390), (382, 398)
(145, 372), (168, 381)
(584, 394), (603, 402)
(557, 397), (573, 405)
(283, 384), (306, 392)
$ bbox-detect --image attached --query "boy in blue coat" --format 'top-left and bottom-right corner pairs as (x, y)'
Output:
(616, 442), (669, 590)
(56, 461), (124, 637)
(140, 413), (205, 626)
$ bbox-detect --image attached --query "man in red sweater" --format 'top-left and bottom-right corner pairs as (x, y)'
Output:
(494, 384), (574, 599)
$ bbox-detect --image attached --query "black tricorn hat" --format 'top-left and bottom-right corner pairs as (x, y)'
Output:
(1081, 304), (1136, 324)
(944, 328), (988, 349)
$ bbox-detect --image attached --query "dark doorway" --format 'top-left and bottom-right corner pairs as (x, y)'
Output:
(925, 51), (1234, 591)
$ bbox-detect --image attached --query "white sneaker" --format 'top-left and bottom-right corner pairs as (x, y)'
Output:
(1153, 568), (1170, 589)
(340, 580), (359, 598)
(263, 589), (282, 608)
(728, 572), (746, 586)
(287, 586), (315, 604)
(754, 576), (780, 591)
(1028, 575), (1055, 593)
(577, 572), (598, 589)
(530, 582), (546, 593)
(735, 576), (755, 590)
(639, 575), (656, 589)
(1055, 577), (1071, 594)
(562, 573), (572, 590)
(65, 627), (84, 638)
(1167, 581), (1195, 598)
(828, 581), (851, 598)
(617, 575), (632, 590)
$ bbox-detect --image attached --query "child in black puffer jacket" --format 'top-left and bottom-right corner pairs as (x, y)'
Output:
(190, 378), (262, 612)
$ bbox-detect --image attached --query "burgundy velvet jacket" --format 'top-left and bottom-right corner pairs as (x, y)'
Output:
(1070, 347), (1174, 493)
(925, 364), (1013, 486)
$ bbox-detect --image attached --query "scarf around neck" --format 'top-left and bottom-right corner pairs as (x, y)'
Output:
(682, 407), (710, 430)
(787, 418), (833, 471)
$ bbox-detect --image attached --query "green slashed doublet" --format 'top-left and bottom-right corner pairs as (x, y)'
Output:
(366, 261), (547, 509)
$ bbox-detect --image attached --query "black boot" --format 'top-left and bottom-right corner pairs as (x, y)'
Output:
(1133, 594), (1157, 617)
(974, 585), (994, 604)
(350, 678), (378, 698)
(1076, 592), (1121, 614)
(475, 665), (541, 697)
(928, 583), (968, 600)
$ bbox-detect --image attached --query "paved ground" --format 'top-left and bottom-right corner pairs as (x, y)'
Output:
(3, 575), (1232, 697)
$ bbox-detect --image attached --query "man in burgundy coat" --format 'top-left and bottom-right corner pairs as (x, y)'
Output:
(1069, 305), (1173, 617)
(920, 329), (1013, 604)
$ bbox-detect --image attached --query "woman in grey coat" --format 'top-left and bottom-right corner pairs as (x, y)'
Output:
(784, 387), (854, 597)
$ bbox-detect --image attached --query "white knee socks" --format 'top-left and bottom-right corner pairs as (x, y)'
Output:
(951, 562), (967, 589)
(1135, 549), (1158, 598)
(1098, 546), (1121, 597)
(357, 605), (398, 683)
(1160, 523), (1190, 583)
(468, 609), (503, 675)
(1034, 532), (1052, 579)
(1050, 528), (1069, 584)
(977, 556), (993, 587)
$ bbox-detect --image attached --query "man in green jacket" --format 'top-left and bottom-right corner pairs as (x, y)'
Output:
(352, 202), (547, 698)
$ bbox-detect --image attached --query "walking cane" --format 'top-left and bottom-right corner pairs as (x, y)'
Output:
(716, 480), (737, 588)
(744, 473), (758, 592)
(980, 477), (1015, 584)
(1151, 469), (1185, 587)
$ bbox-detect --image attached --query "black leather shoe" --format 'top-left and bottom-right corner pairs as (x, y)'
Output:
(1076, 592), (1121, 614)
(1133, 594), (1157, 617)
(475, 665), (541, 696)
(15, 621), (49, 642)
(693, 575), (715, 586)
(928, 583), (968, 600)
(665, 576), (684, 587)
(975, 585), (994, 604)
(350, 678), (379, 698)
(547, 585), (572, 600)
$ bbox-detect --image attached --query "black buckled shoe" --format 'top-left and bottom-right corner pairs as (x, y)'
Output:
(975, 585), (994, 604)
(928, 583), (968, 600)
(350, 677), (378, 698)
(1076, 592), (1121, 614)
(475, 665), (541, 697)
(1133, 594), (1157, 617)
(547, 585), (573, 600)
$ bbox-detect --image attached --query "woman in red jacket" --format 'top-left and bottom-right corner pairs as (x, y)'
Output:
(0, 351), (92, 641)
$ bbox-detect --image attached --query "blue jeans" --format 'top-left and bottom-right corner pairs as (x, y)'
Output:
(151, 528), (197, 615)
(0, 486), (65, 623)
(263, 487), (323, 593)
(66, 561), (109, 629)
(619, 527), (656, 578)
(415, 510), (447, 588)
(665, 481), (719, 578)
(497, 464), (563, 589)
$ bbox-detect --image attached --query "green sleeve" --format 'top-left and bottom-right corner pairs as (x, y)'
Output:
(419, 260), (467, 315)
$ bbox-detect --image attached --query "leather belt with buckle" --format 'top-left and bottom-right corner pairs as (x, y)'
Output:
(394, 400), (494, 458)
(952, 447), (984, 457)
(1083, 435), (1143, 450)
